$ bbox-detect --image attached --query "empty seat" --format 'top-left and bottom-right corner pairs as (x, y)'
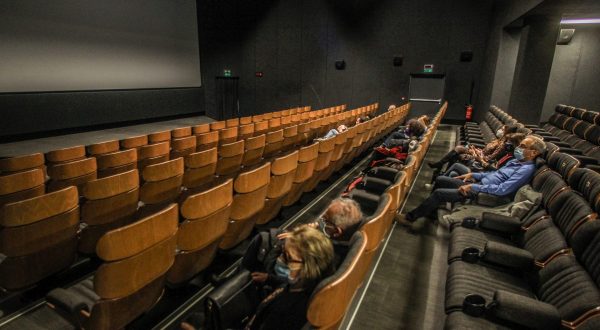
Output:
(196, 131), (219, 151)
(193, 123), (210, 135)
(263, 129), (284, 159)
(210, 121), (226, 131)
(182, 148), (218, 192)
(240, 116), (252, 125)
(47, 157), (97, 192)
(216, 140), (245, 177)
(148, 130), (171, 144)
(167, 179), (233, 284)
(218, 127), (238, 145)
(0, 153), (46, 176)
(46, 145), (86, 168)
(255, 151), (299, 225)
(0, 186), (79, 291)
(171, 126), (192, 139)
(282, 142), (319, 207)
(86, 140), (120, 156)
(254, 121), (269, 136)
(355, 193), (392, 265)
(140, 157), (184, 209)
(242, 134), (266, 167)
(47, 203), (178, 330)
(219, 162), (271, 250)
(268, 118), (282, 132)
(79, 170), (140, 254)
(238, 123), (255, 140)
(321, 131), (348, 181)
(569, 168), (600, 211)
(96, 148), (137, 178)
(0, 169), (46, 207)
(120, 135), (148, 150)
(137, 141), (170, 171)
(226, 118), (239, 128)
(170, 136), (197, 159)
(282, 125), (299, 152)
(304, 138), (336, 192)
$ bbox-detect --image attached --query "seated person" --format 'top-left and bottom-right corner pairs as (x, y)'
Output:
(401, 135), (545, 223)
(441, 133), (526, 177)
(356, 115), (370, 125)
(417, 115), (430, 129)
(387, 104), (396, 112)
(380, 119), (426, 148)
(244, 198), (362, 287)
(245, 225), (334, 330)
(317, 124), (348, 140)
(428, 125), (518, 170)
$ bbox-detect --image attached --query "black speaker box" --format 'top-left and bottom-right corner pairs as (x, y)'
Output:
(460, 51), (473, 62)
(335, 60), (346, 70)
(393, 56), (403, 66)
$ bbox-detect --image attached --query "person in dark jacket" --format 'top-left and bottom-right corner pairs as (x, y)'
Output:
(245, 225), (334, 330)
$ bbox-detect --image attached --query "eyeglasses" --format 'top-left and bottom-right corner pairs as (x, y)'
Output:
(318, 215), (338, 238)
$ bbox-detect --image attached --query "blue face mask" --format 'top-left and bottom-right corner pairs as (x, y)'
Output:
(274, 259), (298, 284)
(513, 147), (525, 161)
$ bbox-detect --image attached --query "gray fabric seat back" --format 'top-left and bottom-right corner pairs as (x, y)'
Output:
(547, 190), (595, 243)
(547, 152), (579, 180)
(531, 170), (568, 208)
(569, 168), (600, 212)
(581, 110), (599, 125)
(574, 121), (592, 140)
(571, 108), (586, 120)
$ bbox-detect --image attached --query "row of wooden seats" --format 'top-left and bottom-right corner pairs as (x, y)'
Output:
(0, 103), (385, 293)
(307, 102), (447, 329)
(29, 103), (406, 329)
(0, 105), (378, 210)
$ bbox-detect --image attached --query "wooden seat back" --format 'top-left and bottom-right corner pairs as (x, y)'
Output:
(219, 162), (271, 249)
(264, 129), (284, 158)
(46, 145), (86, 167)
(216, 140), (245, 177)
(243, 134), (266, 167)
(0, 186), (79, 290)
(120, 135), (148, 150)
(0, 169), (46, 207)
(47, 157), (97, 192)
(193, 123), (210, 135)
(210, 121), (226, 131)
(0, 153), (45, 176)
(96, 148), (137, 178)
(240, 116), (252, 125)
(282, 125), (298, 152)
(171, 126), (192, 139)
(148, 130), (171, 144)
(361, 193), (392, 264)
(219, 126), (239, 145)
(140, 158), (184, 206)
(87, 140), (120, 156)
(196, 131), (219, 151)
(79, 170), (140, 254)
(138, 141), (170, 171)
(168, 179), (233, 284)
(171, 136), (197, 159)
(254, 121), (269, 136)
(255, 151), (299, 225)
(239, 123), (255, 140)
(183, 148), (217, 190)
(226, 118), (239, 128)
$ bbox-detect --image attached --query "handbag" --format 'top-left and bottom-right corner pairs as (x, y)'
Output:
(205, 269), (261, 330)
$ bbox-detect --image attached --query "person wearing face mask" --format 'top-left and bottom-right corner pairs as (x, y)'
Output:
(399, 136), (545, 224)
(380, 119), (426, 148)
(245, 225), (334, 330)
(427, 125), (518, 171)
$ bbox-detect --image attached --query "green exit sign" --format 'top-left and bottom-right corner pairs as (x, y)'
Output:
(424, 64), (434, 73)
(223, 69), (232, 77)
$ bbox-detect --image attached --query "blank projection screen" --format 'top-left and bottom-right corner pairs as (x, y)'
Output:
(0, 0), (201, 92)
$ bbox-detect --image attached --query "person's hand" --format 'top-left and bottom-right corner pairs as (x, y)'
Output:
(458, 184), (472, 196)
(455, 173), (473, 182)
(276, 231), (291, 240)
(251, 272), (269, 283)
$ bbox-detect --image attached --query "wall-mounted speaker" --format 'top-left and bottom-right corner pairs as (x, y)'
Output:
(460, 51), (473, 62)
(335, 60), (346, 70)
(557, 28), (575, 45)
(393, 56), (403, 66)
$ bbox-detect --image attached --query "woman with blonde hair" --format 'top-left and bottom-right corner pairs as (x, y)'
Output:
(246, 225), (334, 330)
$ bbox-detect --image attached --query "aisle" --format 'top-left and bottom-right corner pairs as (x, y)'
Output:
(346, 125), (456, 330)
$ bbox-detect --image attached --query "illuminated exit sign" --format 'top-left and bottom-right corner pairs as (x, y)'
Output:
(424, 64), (434, 73)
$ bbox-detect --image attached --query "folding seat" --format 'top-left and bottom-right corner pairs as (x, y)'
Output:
(281, 109), (290, 117)
(270, 111), (281, 119)
(196, 130), (219, 151)
(46, 204), (178, 330)
(171, 126), (192, 139)
(79, 170), (139, 254)
(86, 140), (119, 156)
(242, 134), (266, 167)
(182, 148), (217, 192)
(573, 120), (593, 140)
(148, 130), (171, 144)
(402, 156), (417, 195)
(139, 157), (184, 210)
(219, 162), (271, 249)
(96, 148), (137, 178)
(226, 118), (239, 128)
(210, 120), (226, 131)
(193, 123), (210, 135)
(281, 115), (292, 128)
(255, 151), (299, 225)
(268, 117), (281, 133)
(215, 140), (244, 177)
(137, 141), (170, 172)
(0, 186), (79, 291)
(543, 151), (580, 180)
(251, 114), (264, 123)
(239, 116), (252, 125)
(47, 157), (97, 192)
(303, 138), (335, 193)
(301, 112), (310, 122)
(571, 107), (586, 119)
(218, 126), (238, 145)
(46, 145), (86, 169)
(0, 152), (45, 176)
(170, 136), (197, 159)
(168, 179), (233, 284)
(281, 125), (298, 152)
(568, 168), (600, 212)
(321, 131), (348, 181)
(291, 114), (301, 125)
(585, 125), (600, 145)
(307, 231), (367, 330)
(263, 112), (273, 120)
(120, 134), (148, 150)
(351, 192), (392, 265)
(337, 127), (358, 170)
(582, 110), (599, 124)
(282, 142), (319, 207)
(263, 129), (284, 159)
(254, 120), (269, 136)
(296, 122), (312, 146)
(238, 123), (254, 140)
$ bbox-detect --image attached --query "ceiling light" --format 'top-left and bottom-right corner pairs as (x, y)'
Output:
(561, 18), (600, 24)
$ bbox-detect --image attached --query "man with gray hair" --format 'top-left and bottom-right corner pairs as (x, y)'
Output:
(312, 197), (363, 241)
(400, 135), (545, 223)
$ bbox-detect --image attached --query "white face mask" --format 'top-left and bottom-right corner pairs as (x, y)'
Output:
(496, 129), (504, 138)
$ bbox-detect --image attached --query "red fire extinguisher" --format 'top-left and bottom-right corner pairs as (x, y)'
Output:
(465, 104), (473, 121)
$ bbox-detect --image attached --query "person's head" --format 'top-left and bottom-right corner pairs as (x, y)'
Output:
(282, 225), (334, 286)
(514, 136), (545, 162)
(406, 119), (426, 138)
(418, 115), (430, 127)
(387, 104), (396, 111)
(319, 198), (363, 240)
(500, 125), (518, 137)
(503, 133), (526, 153)
(337, 124), (348, 133)
(356, 116), (370, 125)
